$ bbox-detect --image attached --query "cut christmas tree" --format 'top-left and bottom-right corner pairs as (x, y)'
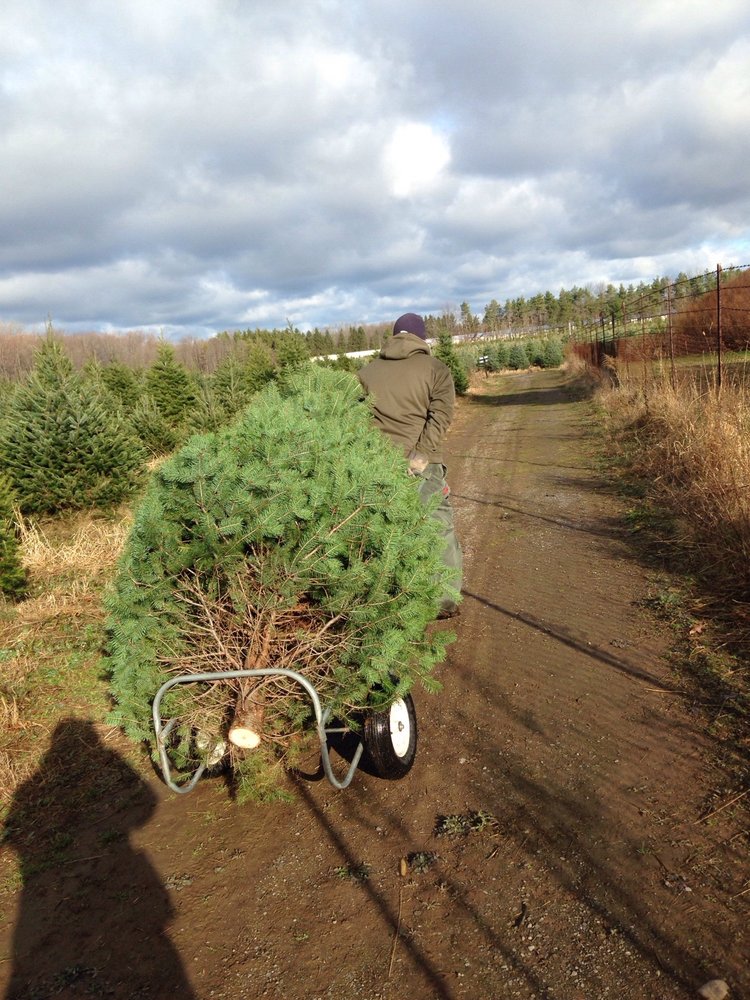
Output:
(106, 367), (456, 801)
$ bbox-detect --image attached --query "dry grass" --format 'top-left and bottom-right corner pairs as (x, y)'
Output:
(0, 509), (132, 810)
(599, 365), (750, 609)
(17, 508), (131, 583)
(598, 366), (750, 793)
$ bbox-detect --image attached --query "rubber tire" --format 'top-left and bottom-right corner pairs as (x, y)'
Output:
(362, 693), (417, 779)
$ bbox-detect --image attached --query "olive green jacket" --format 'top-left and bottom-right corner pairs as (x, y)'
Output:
(358, 333), (455, 464)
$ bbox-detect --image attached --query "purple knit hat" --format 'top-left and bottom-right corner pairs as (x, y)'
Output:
(393, 312), (427, 340)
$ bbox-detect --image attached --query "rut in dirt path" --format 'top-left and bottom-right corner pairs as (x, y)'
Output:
(434, 368), (746, 999)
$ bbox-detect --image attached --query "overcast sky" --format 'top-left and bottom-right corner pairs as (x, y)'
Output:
(1, 1), (749, 339)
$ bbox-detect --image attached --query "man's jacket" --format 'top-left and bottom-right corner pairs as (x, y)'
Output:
(358, 332), (455, 464)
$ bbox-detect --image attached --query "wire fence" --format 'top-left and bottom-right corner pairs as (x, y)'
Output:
(570, 263), (750, 389)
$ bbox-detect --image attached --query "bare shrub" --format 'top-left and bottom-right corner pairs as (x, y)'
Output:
(673, 270), (750, 354)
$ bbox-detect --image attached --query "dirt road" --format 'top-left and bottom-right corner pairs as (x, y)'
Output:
(2, 369), (747, 1000)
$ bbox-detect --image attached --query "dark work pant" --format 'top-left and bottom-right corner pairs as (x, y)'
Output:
(417, 463), (463, 610)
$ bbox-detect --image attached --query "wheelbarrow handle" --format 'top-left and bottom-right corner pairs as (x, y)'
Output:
(152, 667), (364, 794)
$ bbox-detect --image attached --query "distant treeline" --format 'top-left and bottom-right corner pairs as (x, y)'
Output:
(462, 271), (723, 337)
(1, 270), (721, 381)
(568, 265), (750, 361)
(0, 324), (386, 382)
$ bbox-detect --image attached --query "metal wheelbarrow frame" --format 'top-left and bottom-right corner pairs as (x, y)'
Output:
(152, 667), (417, 795)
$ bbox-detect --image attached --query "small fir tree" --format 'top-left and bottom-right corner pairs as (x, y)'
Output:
(324, 354), (359, 373)
(130, 394), (181, 456)
(145, 343), (197, 425)
(81, 356), (105, 384)
(433, 330), (469, 395)
(0, 474), (27, 600)
(82, 357), (127, 410)
(186, 383), (231, 435)
(211, 356), (256, 418)
(101, 361), (142, 409)
(243, 344), (277, 393)
(275, 330), (310, 372)
(106, 367), (454, 802)
(507, 342), (529, 371)
(0, 339), (145, 514)
(543, 338), (565, 367)
(526, 340), (546, 368)
(488, 341), (510, 370)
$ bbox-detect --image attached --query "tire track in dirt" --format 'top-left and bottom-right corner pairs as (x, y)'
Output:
(430, 369), (747, 999)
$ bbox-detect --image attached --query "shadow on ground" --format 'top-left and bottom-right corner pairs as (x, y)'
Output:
(2, 719), (195, 1000)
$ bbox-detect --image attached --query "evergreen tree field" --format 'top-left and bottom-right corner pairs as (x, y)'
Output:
(458, 336), (564, 375)
(0, 339), (145, 514)
(106, 367), (455, 801)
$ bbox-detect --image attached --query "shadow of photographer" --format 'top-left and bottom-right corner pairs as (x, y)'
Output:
(3, 718), (195, 999)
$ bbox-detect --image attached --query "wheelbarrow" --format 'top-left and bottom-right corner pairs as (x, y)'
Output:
(152, 667), (417, 795)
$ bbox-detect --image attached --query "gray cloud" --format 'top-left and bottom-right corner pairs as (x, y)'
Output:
(1, 0), (749, 337)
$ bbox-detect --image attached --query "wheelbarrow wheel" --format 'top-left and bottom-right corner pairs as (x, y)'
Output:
(362, 693), (417, 779)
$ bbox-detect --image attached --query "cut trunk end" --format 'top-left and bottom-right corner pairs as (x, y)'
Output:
(228, 699), (266, 750)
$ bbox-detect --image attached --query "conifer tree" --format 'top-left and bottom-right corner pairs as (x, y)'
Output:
(347, 326), (367, 351)
(210, 355), (260, 418)
(543, 338), (565, 367)
(0, 473), (27, 600)
(101, 361), (142, 409)
(434, 330), (469, 395)
(494, 341), (510, 368)
(0, 339), (145, 514)
(275, 330), (310, 372)
(145, 343), (197, 424)
(486, 341), (509, 371)
(82, 357), (127, 411)
(508, 342), (529, 370)
(307, 329), (330, 357)
(130, 395), (180, 456)
(107, 367), (454, 801)
(324, 355), (358, 374)
(243, 344), (277, 393)
(186, 383), (230, 434)
(81, 356), (105, 384)
(526, 340), (546, 368)
(481, 347), (499, 373)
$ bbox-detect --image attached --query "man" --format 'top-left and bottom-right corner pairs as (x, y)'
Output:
(358, 312), (462, 617)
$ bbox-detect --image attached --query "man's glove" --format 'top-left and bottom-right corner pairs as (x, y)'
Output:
(407, 450), (429, 476)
